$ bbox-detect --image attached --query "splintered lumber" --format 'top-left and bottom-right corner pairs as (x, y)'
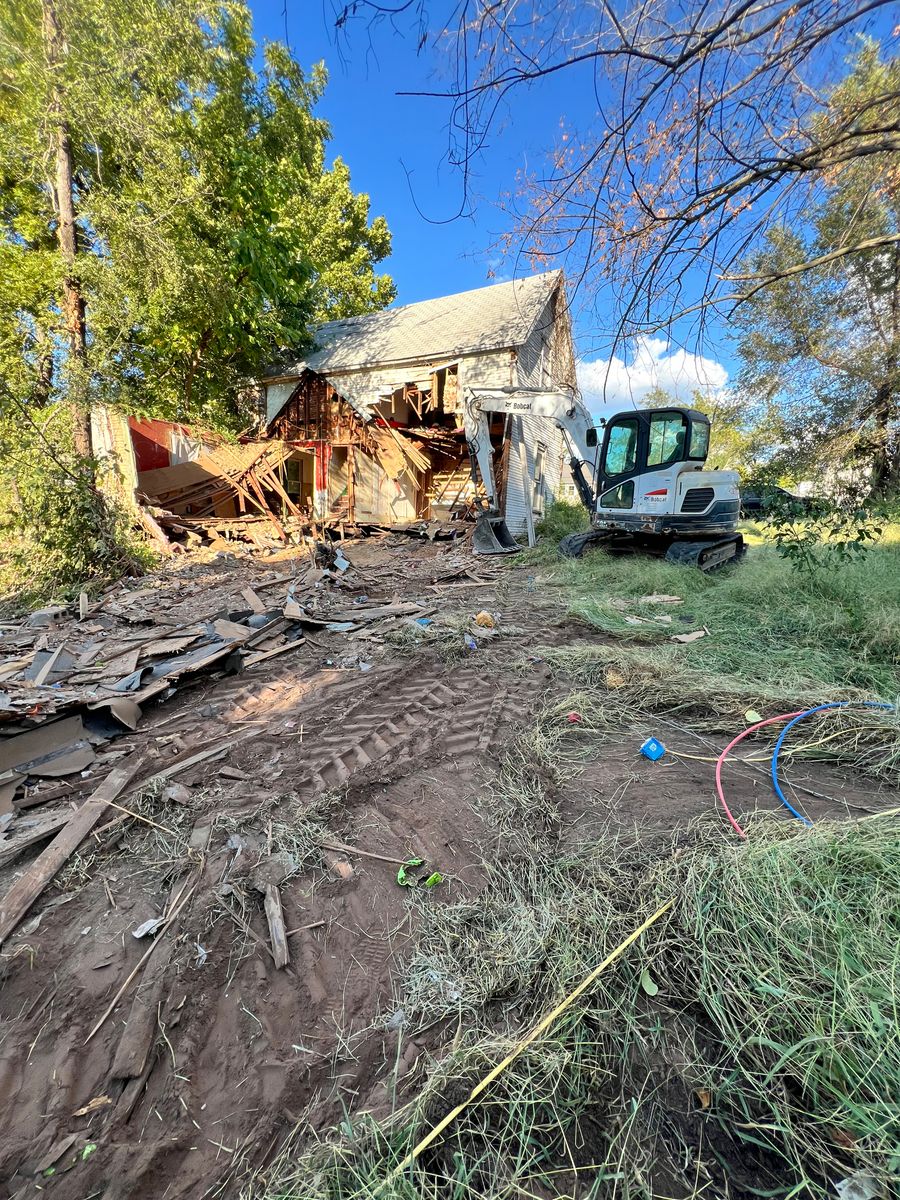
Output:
(0, 757), (141, 944)
(263, 884), (290, 969)
(244, 469), (287, 541)
(137, 506), (177, 556)
(110, 937), (174, 1079)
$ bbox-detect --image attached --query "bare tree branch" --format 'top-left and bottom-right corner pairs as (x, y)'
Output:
(333, 0), (900, 354)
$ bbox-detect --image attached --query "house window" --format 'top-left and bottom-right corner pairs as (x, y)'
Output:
(532, 442), (546, 515)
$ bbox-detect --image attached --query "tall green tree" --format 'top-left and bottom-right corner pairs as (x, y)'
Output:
(0, 0), (394, 431)
(733, 43), (900, 494)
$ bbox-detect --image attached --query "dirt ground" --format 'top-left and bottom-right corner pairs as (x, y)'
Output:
(0, 534), (891, 1200)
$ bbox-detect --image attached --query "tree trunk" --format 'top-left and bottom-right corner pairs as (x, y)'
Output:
(42, 0), (92, 462)
(875, 243), (900, 495)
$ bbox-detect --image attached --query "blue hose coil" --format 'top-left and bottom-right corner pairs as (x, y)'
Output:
(770, 701), (895, 825)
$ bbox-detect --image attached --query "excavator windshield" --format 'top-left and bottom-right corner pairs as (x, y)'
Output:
(600, 407), (710, 484)
(648, 412), (687, 466)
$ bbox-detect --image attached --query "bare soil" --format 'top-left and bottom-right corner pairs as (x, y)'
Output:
(0, 536), (890, 1200)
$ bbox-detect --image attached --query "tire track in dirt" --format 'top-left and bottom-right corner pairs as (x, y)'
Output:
(292, 664), (537, 794)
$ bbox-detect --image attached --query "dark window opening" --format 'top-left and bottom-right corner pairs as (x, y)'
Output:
(599, 480), (634, 509)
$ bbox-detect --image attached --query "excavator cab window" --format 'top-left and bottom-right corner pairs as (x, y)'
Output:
(599, 480), (634, 509)
(689, 420), (710, 460)
(602, 417), (639, 476)
(648, 412), (689, 467)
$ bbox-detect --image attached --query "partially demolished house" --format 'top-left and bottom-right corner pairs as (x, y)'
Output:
(123, 272), (576, 547)
(260, 271), (576, 536)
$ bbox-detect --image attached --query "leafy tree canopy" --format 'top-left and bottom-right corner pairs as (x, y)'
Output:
(0, 0), (395, 430)
(733, 42), (900, 494)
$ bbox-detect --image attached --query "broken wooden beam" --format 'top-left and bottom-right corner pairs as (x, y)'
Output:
(0, 757), (142, 944)
(263, 884), (290, 969)
(110, 937), (174, 1079)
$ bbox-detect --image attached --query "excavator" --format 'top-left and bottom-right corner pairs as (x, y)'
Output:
(463, 386), (745, 570)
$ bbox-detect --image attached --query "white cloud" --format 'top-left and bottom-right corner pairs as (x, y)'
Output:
(577, 337), (728, 419)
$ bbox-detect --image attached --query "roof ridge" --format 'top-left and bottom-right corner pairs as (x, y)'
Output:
(316, 269), (561, 333)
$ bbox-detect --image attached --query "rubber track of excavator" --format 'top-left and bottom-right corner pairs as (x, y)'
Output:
(664, 535), (745, 571)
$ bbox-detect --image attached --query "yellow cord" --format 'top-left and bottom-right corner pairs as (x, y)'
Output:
(376, 897), (675, 1193)
(669, 726), (854, 765)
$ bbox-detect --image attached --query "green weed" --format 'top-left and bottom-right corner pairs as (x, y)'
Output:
(544, 530), (900, 699)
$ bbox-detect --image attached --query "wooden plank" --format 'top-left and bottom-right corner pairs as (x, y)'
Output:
(212, 618), (253, 643)
(110, 937), (173, 1079)
(0, 758), (141, 944)
(33, 643), (67, 687)
(254, 572), (297, 591)
(0, 813), (71, 868)
(244, 640), (305, 668)
(241, 587), (267, 614)
(140, 735), (250, 786)
(264, 884), (290, 969)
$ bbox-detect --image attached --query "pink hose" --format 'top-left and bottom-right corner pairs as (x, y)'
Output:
(715, 711), (806, 839)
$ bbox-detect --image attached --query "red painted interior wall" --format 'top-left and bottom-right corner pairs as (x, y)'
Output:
(128, 418), (175, 473)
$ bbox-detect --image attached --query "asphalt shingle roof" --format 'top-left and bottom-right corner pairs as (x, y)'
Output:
(271, 270), (561, 378)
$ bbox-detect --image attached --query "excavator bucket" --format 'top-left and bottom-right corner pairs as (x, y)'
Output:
(473, 513), (520, 555)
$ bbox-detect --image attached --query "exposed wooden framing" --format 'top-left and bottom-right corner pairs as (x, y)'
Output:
(193, 465), (268, 519)
(347, 444), (356, 523)
(255, 460), (303, 519)
(245, 469), (287, 540)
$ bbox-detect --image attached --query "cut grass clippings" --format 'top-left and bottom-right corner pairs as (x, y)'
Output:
(528, 512), (900, 702)
(246, 816), (900, 1200)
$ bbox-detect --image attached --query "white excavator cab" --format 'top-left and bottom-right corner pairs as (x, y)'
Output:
(593, 408), (740, 538)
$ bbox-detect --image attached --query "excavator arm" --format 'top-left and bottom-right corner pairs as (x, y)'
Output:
(463, 388), (744, 569)
(463, 387), (600, 543)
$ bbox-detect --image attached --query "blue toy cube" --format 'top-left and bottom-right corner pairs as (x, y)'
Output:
(640, 737), (666, 761)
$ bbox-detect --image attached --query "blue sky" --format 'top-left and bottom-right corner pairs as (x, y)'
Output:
(246, 1), (750, 415)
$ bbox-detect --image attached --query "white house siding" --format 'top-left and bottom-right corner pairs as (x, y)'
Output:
(500, 293), (570, 535)
(502, 414), (564, 534)
(456, 349), (515, 391)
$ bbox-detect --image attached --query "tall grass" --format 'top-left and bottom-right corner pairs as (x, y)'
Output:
(541, 528), (900, 699)
(247, 817), (900, 1200)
